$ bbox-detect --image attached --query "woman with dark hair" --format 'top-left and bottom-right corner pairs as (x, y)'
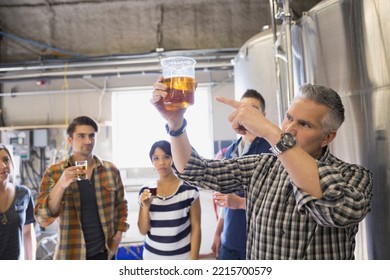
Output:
(0, 144), (36, 259)
(138, 140), (201, 260)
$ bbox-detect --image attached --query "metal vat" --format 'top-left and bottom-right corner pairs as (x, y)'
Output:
(234, 0), (390, 259)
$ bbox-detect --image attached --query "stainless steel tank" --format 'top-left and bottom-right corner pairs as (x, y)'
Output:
(234, 0), (390, 259)
(233, 28), (288, 126)
(295, 0), (390, 260)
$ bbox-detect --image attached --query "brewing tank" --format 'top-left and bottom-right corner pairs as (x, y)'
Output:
(234, 0), (390, 259)
(233, 28), (287, 126)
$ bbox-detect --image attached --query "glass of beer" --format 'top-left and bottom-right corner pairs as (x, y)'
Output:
(160, 56), (196, 111)
(75, 160), (87, 181)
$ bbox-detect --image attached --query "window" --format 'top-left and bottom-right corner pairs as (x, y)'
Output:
(112, 86), (214, 168)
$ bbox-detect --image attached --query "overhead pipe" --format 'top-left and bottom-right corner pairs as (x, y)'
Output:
(0, 49), (238, 82)
(0, 49), (238, 72)
(0, 82), (221, 98)
(0, 61), (233, 82)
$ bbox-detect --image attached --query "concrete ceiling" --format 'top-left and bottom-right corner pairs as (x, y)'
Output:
(0, 0), (324, 88)
(0, 0), (273, 64)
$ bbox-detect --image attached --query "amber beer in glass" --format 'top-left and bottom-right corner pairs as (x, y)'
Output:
(160, 57), (196, 111)
(75, 160), (87, 181)
(163, 76), (195, 110)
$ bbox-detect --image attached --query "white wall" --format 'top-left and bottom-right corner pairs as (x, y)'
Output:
(1, 69), (236, 165)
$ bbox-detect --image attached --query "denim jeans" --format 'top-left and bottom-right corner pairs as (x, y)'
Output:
(217, 244), (246, 260)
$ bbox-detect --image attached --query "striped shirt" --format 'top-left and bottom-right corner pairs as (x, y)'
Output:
(139, 180), (199, 260)
(178, 147), (373, 260)
(35, 155), (129, 260)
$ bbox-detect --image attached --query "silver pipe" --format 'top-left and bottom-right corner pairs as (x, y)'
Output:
(284, 0), (295, 104)
(0, 82), (220, 97)
(269, 0), (285, 126)
(0, 61), (234, 82)
(0, 48), (238, 72)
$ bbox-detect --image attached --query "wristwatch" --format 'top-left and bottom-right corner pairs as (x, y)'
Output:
(165, 118), (187, 137)
(269, 133), (296, 156)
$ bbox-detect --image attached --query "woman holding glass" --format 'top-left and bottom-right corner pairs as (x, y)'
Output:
(138, 140), (201, 260)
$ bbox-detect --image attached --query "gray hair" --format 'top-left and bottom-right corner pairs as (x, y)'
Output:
(296, 83), (345, 132)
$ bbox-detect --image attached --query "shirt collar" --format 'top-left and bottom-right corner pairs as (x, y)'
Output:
(317, 146), (330, 162)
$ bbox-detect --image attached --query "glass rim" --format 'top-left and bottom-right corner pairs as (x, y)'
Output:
(160, 56), (196, 65)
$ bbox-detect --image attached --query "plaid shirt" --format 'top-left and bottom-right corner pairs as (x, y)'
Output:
(35, 155), (129, 260)
(179, 147), (373, 259)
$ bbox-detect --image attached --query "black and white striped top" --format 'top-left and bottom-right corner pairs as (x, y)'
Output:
(139, 180), (199, 260)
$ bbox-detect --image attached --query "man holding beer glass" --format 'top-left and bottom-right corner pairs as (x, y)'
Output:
(35, 116), (129, 260)
(151, 76), (373, 260)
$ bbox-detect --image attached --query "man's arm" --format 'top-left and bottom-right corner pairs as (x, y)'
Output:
(169, 128), (192, 173)
(47, 165), (80, 215)
(211, 213), (224, 258)
(214, 192), (246, 209)
(152, 76), (193, 173)
(35, 165), (80, 227)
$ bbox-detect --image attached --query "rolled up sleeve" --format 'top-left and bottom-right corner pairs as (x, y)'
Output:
(294, 162), (373, 227)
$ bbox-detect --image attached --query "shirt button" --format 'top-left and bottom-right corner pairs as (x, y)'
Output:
(279, 230), (285, 237)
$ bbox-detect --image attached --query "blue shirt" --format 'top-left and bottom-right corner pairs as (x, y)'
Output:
(221, 137), (270, 253)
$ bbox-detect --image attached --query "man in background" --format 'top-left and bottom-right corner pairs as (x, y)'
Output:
(212, 89), (270, 260)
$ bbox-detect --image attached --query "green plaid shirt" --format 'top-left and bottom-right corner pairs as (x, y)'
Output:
(35, 155), (129, 260)
(178, 147), (373, 259)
